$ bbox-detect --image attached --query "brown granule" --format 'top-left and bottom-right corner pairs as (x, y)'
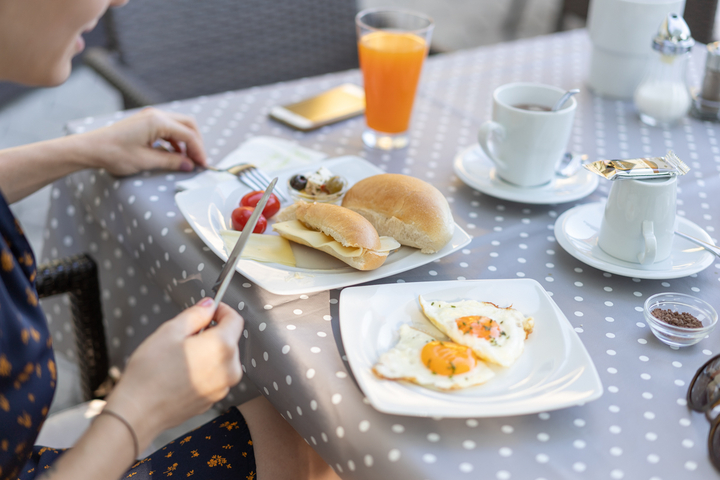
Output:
(652, 308), (703, 328)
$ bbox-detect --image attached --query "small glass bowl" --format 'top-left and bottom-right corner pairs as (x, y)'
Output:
(287, 175), (348, 204)
(644, 293), (718, 348)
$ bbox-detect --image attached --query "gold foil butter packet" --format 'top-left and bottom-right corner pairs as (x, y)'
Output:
(584, 151), (690, 180)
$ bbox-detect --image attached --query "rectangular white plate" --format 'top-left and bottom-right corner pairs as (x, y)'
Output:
(175, 156), (472, 295)
(339, 279), (603, 417)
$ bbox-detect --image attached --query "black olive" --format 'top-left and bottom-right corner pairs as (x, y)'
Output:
(290, 174), (307, 191)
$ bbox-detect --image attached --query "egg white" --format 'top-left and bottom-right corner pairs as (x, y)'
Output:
(419, 296), (534, 367)
(372, 324), (495, 390)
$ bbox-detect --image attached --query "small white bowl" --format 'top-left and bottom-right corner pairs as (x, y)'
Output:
(644, 292), (717, 347)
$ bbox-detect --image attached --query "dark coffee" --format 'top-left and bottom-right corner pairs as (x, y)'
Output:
(513, 103), (552, 112)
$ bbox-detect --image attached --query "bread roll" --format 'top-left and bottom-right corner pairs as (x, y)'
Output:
(274, 202), (391, 271)
(341, 174), (454, 253)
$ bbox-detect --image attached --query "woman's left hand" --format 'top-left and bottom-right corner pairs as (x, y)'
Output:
(81, 107), (207, 176)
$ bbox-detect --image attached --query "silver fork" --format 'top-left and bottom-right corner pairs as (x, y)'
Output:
(206, 163), (289, 202)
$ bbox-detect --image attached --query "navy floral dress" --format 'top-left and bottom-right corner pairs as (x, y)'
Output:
(0, 190), (255, 480)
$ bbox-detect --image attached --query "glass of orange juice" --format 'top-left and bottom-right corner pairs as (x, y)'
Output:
(356, 8), (434, 150)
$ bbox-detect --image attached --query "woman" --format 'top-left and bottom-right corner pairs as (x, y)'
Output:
(0, 1), (339, 479)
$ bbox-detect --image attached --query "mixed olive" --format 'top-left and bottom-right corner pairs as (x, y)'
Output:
(289, 173), (346, 195)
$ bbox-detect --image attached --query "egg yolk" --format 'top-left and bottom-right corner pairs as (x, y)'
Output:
(456, 315), (502, 339)
(421, 341), (477, 376)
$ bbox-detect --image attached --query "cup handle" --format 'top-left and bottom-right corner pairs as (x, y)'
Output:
(477, 121), (507, 171)
(638, 220), (657, 265)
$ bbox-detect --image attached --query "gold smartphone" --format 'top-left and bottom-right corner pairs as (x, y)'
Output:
(269, 83), (365, 131)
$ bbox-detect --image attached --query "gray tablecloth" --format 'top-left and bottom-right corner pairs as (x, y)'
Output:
(41, 29), (720, 479)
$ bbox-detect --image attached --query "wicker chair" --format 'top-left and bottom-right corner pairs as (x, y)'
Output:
(85, 0), (360, 109)
(36, 254), (111, 401)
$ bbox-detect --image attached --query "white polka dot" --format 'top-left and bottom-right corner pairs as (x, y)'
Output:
(331, 394), (342, 405)
(364, 455), (373, 467)
(467, 419), (479, 428)
(359, 420), (370, 432)
(685, 461), (698, 471)
(310, 346), (321, 353)
(422, 454), (436, 464)
(537, 433), (549, 442)
(258, 323), (266, 331)
(286, 324), (296, 330)
(644, 411), (655, 420)
(610, 447), (622, 456)
(573, 462), (586, 472)
(682, 439), (694, 448)
(574, 440), (586, 449)
(286, 375), (292, 385)
(306, 369), (315, 379)
(392, 424), (405, 433)
(499, 447), (512, 456)
(496, 471), (510, 480)
(609, 425), (621, 434)
(536, 454), (549, 463)
(459, 462), (473, 472)
(388, 449), (401, 462)
(463, 440), (476, 450)
(281, 345), (290, 354)
(427, 433), (440, 442)
(336, 427), (345, 438)
(611, 469), (624, 479)
(574, 419), (586, 427)
(646, 432), (658, 441)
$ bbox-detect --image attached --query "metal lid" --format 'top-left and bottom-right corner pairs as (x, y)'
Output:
(706, 42), (720, 71)
(652, 13), (694, 55)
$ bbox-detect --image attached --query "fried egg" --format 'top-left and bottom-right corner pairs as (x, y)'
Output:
(419, 296), (534, 368)
(372, 324), (495, 390)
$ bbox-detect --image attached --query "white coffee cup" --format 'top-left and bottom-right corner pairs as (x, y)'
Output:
(598, 176), (677, 265)
(477, 83), (576, 187)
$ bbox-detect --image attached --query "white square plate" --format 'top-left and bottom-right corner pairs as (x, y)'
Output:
(339, 279), (603, 417)
(175, 156), (472, 295)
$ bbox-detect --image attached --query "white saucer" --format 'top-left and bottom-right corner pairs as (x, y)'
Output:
(554, 202), (715, 280)
(453, 145), (599, 204)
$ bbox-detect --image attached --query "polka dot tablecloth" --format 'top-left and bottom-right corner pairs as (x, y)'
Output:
(42, 30), (720, 479)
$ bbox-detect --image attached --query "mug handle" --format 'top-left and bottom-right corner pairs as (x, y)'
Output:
(638, 220), (657, 265)
(477, 121), (507, 171)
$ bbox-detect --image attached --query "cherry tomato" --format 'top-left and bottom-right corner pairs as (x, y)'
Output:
(240, 190), (280, 219)
(231, 206), (267, 233)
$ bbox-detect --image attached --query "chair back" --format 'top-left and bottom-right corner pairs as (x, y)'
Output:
(104, 0), (359, 103)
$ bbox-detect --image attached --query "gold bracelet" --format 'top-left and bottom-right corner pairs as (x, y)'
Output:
(99, 408), (139, 460)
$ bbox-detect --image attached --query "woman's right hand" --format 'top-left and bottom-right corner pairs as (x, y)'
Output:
(103, 299), (244, 450)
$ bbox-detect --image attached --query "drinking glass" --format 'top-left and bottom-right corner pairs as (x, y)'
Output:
(355, 8), (434, 150)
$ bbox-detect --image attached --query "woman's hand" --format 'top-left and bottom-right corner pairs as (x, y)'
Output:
(104, 299), (243, 450)
(81, 107), (207, 176)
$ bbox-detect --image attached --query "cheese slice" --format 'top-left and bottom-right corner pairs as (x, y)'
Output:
(272, 220), (363, 257)
(219, 230), (296, 267)
(272, 220), (400, 257)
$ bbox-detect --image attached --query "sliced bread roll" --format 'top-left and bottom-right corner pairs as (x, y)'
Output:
(341, 174), (454, 253)
(273, 202), (398, 271)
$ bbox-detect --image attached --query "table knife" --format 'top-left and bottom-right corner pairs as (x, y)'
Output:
(211, 177), (278, 308)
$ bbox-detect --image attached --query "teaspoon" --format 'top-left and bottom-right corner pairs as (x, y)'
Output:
(552, 89), (580, 112)
(675, 231), (720, 258)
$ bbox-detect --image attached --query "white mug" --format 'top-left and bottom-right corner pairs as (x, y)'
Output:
(477, 83), (576, 187)
(598, 176), (677, 265)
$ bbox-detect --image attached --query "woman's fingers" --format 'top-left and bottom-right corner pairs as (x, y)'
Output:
(171, 298), (217, 336)
(213, 302), (244, 341)
(148, 110), (206, 167)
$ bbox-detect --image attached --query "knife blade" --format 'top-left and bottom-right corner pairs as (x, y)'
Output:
(211, 177), (278, 309)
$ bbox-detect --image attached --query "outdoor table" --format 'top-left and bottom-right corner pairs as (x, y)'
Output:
(41, 29), (720, 479)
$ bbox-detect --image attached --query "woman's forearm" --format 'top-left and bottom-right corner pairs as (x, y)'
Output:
(36, 411), (154, 480)
(0, 134), (95, 203)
